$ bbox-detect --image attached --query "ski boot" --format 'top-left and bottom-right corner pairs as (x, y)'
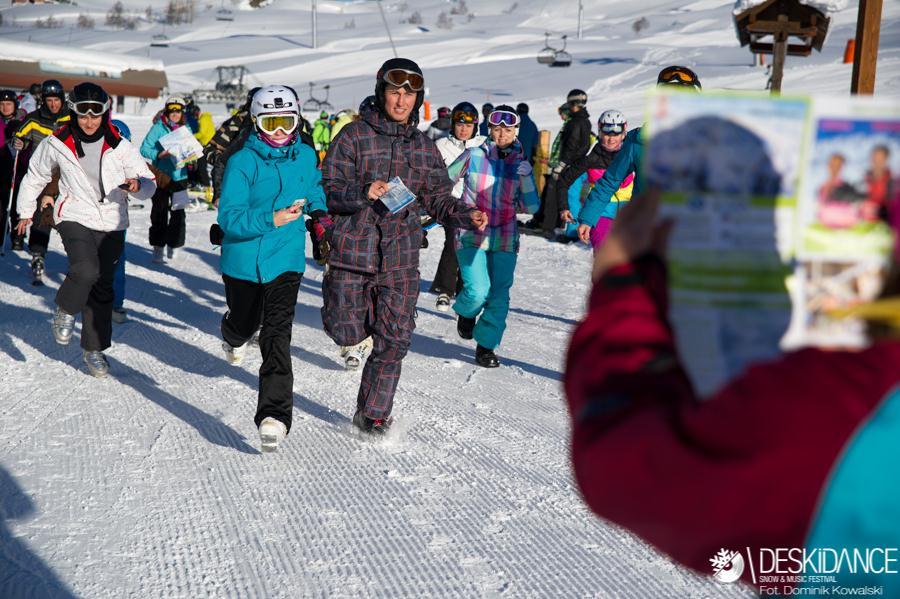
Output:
(340, 337), (372, 371)
(435, 293), (451, 312)
(111, 307), (128, 324)
(259, 417), (287, 453)
(51, 307), (75, 345)
(222, 339), (249, 365)
(352, 409), (393, 436)
(83, 350), (110, 378)
(475, 345), (500, 368)
(31, 255), (45, 286)
(457, 314), (475, 340)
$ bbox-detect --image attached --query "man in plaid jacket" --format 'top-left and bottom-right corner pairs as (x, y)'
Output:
(321, 57), (487, 434)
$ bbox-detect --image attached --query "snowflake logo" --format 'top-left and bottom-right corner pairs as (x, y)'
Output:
(710, 548), (744, 584)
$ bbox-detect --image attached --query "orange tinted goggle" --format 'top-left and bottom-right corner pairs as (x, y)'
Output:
(658, 66), (701, 88)
(452, 110), (477, 124)
(256, 113), (298, 135)
(382, 69), (424, 92)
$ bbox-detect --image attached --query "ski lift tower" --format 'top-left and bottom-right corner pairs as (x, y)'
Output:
(733, 0), (831, 94)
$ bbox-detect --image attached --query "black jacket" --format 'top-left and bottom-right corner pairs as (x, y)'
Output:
(558, 143), (618, 211)
(557, 108), (591, 167)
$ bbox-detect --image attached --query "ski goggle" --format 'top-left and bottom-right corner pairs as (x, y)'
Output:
(69, 99), (110, 117)
(657, 66), (701, 89)
(452, 110), (478, 124)
(487, 110), (520, 128)
(600, 122), (625, 135)
(381, 68), (425, 92)
(166, 103), (185, 113)
(256, 113), (298, 135)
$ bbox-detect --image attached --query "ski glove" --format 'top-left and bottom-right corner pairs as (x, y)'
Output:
(307, 210), (334, 265)
(551, 162), (566, 180)
(516, 161), (533, 177)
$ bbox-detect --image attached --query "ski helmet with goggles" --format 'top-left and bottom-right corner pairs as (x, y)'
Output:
(374, 58), (425, 115)
(451, 101), (478, 125)
(487, 105), (520, 129)
(567, 89), (588, 107)
(164, 96), (186, 112)
(598, 109), (627, 135)
(41, 80), (65, 101)
(251, 85), (300, 136)
(68, 82), (110, 117)
(657, 65), (701, 90)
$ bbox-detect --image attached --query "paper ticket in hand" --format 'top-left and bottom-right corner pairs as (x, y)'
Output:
(378, 176), (416, 214)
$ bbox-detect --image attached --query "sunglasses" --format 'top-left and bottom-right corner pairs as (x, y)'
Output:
(452, 110), (478, 124)
(69, 100), (110, 117)
(256, 113), (298, 135)
(382, 68), (425, 92)
(658, 66), (700, 87)
(600, 123), (625, 135)
(487, 110), (520, 128)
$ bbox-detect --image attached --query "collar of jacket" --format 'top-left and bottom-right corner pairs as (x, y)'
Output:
(245, 132), (303, 161)
(482, 138), (524, 162)
(361, 106), (418, 139)
(55, 123), (122, 159)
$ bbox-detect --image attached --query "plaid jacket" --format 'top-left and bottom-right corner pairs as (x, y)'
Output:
(447, 139), (540, 253)
(322, 106), (475, 274)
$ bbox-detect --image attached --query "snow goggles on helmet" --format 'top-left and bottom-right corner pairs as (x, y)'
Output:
(69, 99), (110, 117)
(657, 66), (701, 89)
(165, 103), (184, 113)
(382, 68), (424, 92)
(451, 110), (478, 124)
(487, 110), (520, 128)
(256, 113), (298, 135)
(600, 122), (625, 135)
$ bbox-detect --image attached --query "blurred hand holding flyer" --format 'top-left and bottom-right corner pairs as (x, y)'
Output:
(644, 90), (899, 395)
(158, 126), (204, 169)
(378, 176), (417, 213)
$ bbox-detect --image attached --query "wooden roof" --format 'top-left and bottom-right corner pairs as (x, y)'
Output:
(0, 60), (167, 98)
(734, 0), (830, 56)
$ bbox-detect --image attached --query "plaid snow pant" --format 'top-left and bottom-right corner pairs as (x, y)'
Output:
(321, 266), (419, 420)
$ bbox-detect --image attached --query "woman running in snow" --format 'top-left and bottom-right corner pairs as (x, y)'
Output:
(15, 82), (156, 377)
(449, 105), (540, 367)
(217, 85), (327, 453)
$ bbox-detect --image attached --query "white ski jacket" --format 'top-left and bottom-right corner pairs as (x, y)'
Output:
(436, 134), (486, 198)
(18, 125), (156, 232)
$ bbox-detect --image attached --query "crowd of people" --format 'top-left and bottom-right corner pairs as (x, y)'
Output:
(2, 56), (898, 593)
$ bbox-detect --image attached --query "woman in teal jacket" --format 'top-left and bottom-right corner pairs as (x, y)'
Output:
(140, 96), (191, 263)
(217, 85), (327, 453)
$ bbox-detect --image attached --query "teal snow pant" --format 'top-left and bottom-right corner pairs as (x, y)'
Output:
(453, 248), (517, 350)
(563, 172), (588, 238)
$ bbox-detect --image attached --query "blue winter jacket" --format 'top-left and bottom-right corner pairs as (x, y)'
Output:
(218, 134), (327, 284)
(140, 118), (189, 182)
(579, 127), (645, 226)
(517, 114), (539, 161)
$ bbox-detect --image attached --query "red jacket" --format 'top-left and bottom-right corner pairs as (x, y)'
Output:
(564, 254), (900, 585)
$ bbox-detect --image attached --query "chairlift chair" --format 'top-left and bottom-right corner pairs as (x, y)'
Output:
(216, 9), (234, 21)
(150, 34), (170, 48)
(537, 32), (556, 65)
(551, 35), (572, 67)
(317, 84), (334, 112)
(302, 82), (321, 113)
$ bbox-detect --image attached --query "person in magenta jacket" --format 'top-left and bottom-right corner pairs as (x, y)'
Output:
(565, 190), (900, 596)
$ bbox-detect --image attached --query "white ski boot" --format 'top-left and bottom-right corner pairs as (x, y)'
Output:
(83, 350), (110, 378)
(51, 307), (75, 345)
(222, 339), (250, 365)
(259, 417), (287, 453)
(340, 337), (373, 371)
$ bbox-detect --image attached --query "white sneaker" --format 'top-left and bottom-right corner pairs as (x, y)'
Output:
(341, 337), (372, 371)
(152, 246), (165, 263)
(259, 417), (287, 453)
(222, 340), (249, 365)
(435, 293), (451, 312)
(166, 246), (179, 260)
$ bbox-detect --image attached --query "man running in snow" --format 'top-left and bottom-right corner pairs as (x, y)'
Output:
(321, 57), (487, 434)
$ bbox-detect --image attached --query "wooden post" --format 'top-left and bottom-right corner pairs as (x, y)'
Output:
(851, 0), (882, 94)
(770, 14), (789, 94)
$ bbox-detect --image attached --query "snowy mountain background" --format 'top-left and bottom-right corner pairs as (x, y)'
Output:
(0, 0), (897, 597)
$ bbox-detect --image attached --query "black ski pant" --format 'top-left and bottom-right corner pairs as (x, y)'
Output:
(539, 176), (563, 233)
(55, 221), (125, 352)
(429, 225), (462, 297)
(321, 267), (418, 420)
(221, 271), (301, 433)
(149, 184), (186, 249)
(4, 183), (51, 254)
(189, 156), (211, 188)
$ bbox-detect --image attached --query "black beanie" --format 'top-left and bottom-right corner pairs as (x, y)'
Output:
(374, 57), (425, 116)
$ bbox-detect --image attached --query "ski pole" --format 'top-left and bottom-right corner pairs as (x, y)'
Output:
(0, 150), (19, 257)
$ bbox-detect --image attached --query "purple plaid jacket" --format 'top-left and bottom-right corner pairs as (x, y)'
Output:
(322, 106), (475, 274)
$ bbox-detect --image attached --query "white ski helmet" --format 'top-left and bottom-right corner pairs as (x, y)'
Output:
(598, 109), (627, 134)
(164, 96), (187, 111)
(250, 85), (299, 119)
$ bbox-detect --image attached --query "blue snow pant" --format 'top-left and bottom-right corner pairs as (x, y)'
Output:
(453, 248), (517, 351)
(563, 173), (588, 238)
(112, 234), (126, 309)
